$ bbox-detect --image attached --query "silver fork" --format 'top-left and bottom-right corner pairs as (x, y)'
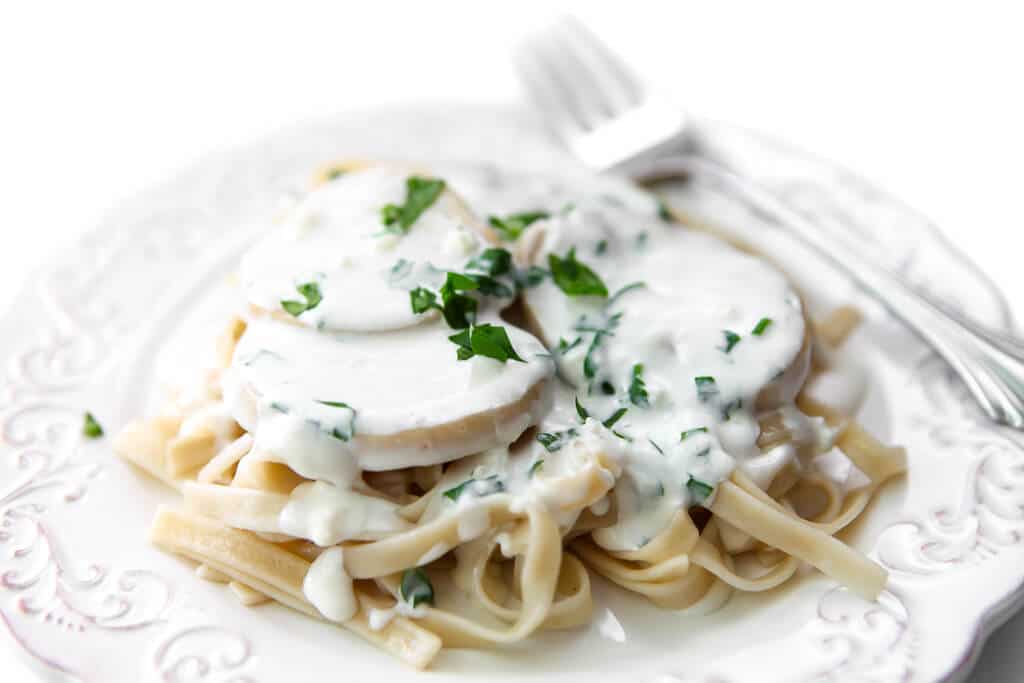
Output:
(514, 16), (1024, 429)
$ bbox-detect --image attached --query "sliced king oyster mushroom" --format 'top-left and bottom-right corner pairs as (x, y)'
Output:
(516, 201), (810, 457)
(240, 164), (500, 333)
(222, 315), (553, 474)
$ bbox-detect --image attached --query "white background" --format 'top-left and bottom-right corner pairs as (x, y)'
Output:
(0, 2), (1021, 681)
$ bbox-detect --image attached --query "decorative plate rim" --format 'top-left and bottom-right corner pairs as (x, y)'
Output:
(0, 101), (1020, 683)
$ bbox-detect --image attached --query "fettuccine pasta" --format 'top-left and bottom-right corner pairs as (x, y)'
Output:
(115, 161), (905, 669)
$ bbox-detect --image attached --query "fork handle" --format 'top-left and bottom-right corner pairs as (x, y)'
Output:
(643, 155), (1024, 429)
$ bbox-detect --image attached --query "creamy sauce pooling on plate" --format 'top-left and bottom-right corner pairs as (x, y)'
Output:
(223, 164), (834, 618)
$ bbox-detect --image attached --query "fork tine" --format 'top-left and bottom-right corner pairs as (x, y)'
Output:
(557, 16), (645, 108)
(513, 38), (591, 139)
(530, 22), (619, 129)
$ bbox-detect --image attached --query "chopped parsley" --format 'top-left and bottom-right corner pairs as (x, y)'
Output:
(595, 239), (608, 256)
(324, 167), (346, 181)
(82, 412), (103, 439)
(721, 398), (743, 421)
(381, 176), (445, 234)
(448, 324), (524, 363)
(529, 460), (545, 477)
(514, 266), (548, 289)
(628, 363), (650, 407)
(648, 438), (664, 455)
(409, 287), (438, 314)
(488, 211), (549, 241)
(316, 400), (356, 441)
(556, 337), (582, 355)
(578, 312), (622, 382)
(575, 396), (590, 421)
(388, 258), (413, 284)
(635, 232), (649, 249)
(443, 475), (505, 501)
(465, 248), (512, 277)
(603, 407), (628, 429)
(695, 376), (718, 402)
(606, 281), (646, 308)
(280, 281), (322, 317)
(721, 330), (741, 353)
(686, 476), (714, 502)
(548, 248), (608, 297)
(536, 428), (578, 452)
(752, 317), (774, 336)
(657, 199), (673, 221)
(400, 568), (435, 607)
(680, 427), (708, 441)
(574, 398), (628, 430)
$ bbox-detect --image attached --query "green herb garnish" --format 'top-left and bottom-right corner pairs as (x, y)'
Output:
(722, 398), (743, 421)
(316, 400), (356, 441)
(603, 407), (628, 429)
(409, 287), (438, 314)
(515, 266), (548, 289)
(695, 376), (718, 402)
(575, 396), (590, 421)
(629, 363), (649, 408)
(388, 258), (413, 284)
(400, 568), (435, 607)
(635, 232), (649, 249)
(488, 211), (549, 241)
(381, 176), (446, 234)
(548, 248), (608, 297)
(448, 324), (524, 363)
(680, 427), (708, 441)
(721, 330), (741, 353)
(648, 438), (664, 455)
(83, 412), (103, 439)
(606, 281), (646, 308)
(529, 460), (544, 477)
(465, 248), (512, 277)
(752, 318), (773, 336)
(443, 475), (504, 501)
(657, 199), (672, 221)
(686, 476), (714, 502)
(324, 167), (346, 181)
(280, 281), (322, 317)
(536, 428), (578, 453)
(556, 337), (582, 355)
(595, 239), (608, 256)
(578, 312), (621, 381)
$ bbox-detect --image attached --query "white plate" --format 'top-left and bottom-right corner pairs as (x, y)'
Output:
(1, 104), (1019, 683)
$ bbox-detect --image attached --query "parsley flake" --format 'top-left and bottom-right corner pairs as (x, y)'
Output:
(686, 476), (714, 502)
(629, 363), (650, 407)
(381, 176), (445, 234)
(465, 248), (512, 277)
(83, 412), (103, 439)
(548, 248), (608, 297)
(400, 568), (435, 607)
(752, 318), (774, 336)
(448, 324), (524, 363)
(695, 376), (718, 402)
(680, 427), (709, 441)
(488, 211), (549, 241)
(281, 281), (322, 317)
(721, 330), (741, 353)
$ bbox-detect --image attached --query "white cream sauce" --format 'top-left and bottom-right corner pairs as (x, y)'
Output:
(224, 163), (841, 557)
(303, 546), (357, 622)
(240, 165), (486, 332)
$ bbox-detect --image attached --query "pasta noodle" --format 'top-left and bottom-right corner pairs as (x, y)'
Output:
(114, 162), (906, 669)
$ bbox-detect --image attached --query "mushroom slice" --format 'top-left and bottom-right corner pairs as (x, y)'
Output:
(222, 316), (553, 474)
(240, 164), (499, 333)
